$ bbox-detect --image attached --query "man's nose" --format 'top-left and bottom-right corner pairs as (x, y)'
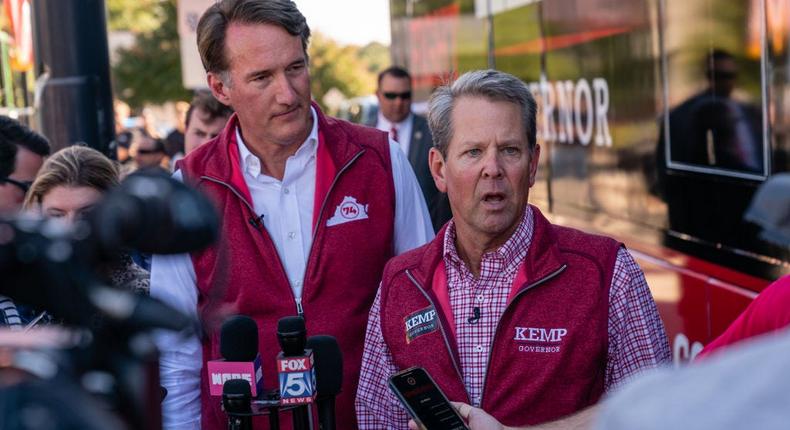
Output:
(274, 74), (297, 105)
(481, 149), (504, 178)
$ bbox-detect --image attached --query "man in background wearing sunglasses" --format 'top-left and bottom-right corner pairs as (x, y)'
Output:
(0, 116), (50, 215)
(370, 66), (451, 231)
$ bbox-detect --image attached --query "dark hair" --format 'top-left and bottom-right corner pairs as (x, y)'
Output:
(197, 0), (310, 75)
(428, 69), (537, 157)
(185, 90), (234, 127)
(0, 139), (17, 177)
(377, 65), (411, 87)
(705, 49), (736, 76)
(0, 116), (51, 156)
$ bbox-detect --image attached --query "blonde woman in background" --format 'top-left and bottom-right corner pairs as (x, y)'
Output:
(24, 145), (149, 294)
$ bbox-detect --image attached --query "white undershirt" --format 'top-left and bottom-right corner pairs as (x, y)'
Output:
(151, 107), (434, 429)
(236, 111), (318, 299)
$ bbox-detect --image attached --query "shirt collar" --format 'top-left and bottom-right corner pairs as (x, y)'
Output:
(377, 112), (412, 130)
(236, 106), (319, 177)
(442, 205), (534, 276)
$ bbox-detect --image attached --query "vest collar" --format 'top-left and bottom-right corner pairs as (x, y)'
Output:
(411, 205), (567, 295)
(196, 102), (365, 190)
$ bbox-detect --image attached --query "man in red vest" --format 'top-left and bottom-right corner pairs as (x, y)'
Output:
(356, 69), (670, 429)
(149, 1), (434, 429)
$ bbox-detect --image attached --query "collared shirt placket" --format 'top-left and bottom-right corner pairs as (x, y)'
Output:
(445, 208), (533, 407)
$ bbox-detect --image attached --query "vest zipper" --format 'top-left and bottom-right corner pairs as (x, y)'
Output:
(200, 176), (304, 316)
(478, 264), (567, 408)
(405, 269), (470, 403)
(299, 149), (365, 315)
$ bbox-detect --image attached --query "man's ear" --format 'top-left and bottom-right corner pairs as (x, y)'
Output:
(528, 143), (541, 187)
(429, 147), (448, 193)
(207, 72), (232, 106)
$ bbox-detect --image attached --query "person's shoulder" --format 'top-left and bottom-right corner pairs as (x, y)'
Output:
(549, 222), (620, 250)
(329, 115), (387, 141)
(382, 240), (436, 281)
(323, 115), (393, 165)
(598, 329), (790, 430)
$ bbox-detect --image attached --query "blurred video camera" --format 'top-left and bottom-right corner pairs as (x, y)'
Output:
(0, 171), (219, 430)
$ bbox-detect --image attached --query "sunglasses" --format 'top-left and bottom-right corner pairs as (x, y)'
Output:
(382, 91), (412, 100)
(0, 176), (33, 193)
(137, 148), (164, 155)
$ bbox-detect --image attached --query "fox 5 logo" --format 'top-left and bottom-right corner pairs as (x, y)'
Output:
(277, 356), (316, 404)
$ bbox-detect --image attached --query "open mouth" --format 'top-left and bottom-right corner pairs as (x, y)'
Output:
(482, 192), (506, 204)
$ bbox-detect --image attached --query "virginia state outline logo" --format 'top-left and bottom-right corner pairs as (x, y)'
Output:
(326, 196), (369, 227)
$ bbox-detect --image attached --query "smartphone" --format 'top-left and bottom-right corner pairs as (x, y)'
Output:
(388, 367), (469, 430)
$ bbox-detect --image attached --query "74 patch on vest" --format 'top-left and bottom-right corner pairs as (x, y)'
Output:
(404, 306), (438, 343)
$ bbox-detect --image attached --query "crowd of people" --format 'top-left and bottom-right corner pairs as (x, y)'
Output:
(0, 0), (788, 429)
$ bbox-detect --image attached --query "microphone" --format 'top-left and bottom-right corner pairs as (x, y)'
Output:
(207, 316), (264, 398)
(277, 316), (316, 430)
(306, 335), (342, 430)
(223, 379), (253, 430)
(468, 307), (481, 324)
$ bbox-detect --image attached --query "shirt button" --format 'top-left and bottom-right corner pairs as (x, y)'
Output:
(476, 294), (485, 303)
(296, 281), (302, 287)
(283, 188), (290, 194)
(288, 232), (296, 239)
(475, 345), (484, 352)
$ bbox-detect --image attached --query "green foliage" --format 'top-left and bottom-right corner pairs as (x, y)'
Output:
(358, 42), (391, 75)
(111, 0), (190, 108)
(309, 32), (390, 111)
(106, 0), (164, 33)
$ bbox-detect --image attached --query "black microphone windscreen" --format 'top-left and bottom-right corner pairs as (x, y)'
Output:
(220, 315), (259, 361)
(306, 335), (343, 396)
(223, 379), (252, 397)
(277, 315), (305, 335)
(277, 315), (306, 355)
(92, 171), (218, 255)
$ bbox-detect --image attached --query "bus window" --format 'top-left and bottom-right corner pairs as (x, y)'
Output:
(655, 0), (790, 279)
(661, 0), (767, 178)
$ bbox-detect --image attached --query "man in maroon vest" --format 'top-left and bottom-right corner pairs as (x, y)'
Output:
(149, 1), (434, 429)
(356, 70), (670, 429)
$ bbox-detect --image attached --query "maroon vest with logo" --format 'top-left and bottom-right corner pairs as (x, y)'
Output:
(379, 207), (620, 427)
(178, 105), (395, 430)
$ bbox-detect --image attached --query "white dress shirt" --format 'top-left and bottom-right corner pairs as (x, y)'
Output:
(376, 112), (414, 157)
(151, 107), (433, 429)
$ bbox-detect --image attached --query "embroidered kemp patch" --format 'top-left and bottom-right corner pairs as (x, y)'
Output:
(404, 307), (438, 343)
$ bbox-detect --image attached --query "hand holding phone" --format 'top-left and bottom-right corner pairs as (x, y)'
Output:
(389, 367), (470, 430)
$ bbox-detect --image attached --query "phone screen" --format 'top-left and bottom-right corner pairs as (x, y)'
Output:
(388, 367), (469, 430)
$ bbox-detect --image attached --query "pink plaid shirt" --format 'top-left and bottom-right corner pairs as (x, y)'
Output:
(355, 207), (671, 428)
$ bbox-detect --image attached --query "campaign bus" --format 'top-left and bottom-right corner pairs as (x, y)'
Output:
(388, 0), (790, 362)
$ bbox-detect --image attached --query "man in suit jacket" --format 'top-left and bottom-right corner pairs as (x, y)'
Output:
(368, 66), (451, 231)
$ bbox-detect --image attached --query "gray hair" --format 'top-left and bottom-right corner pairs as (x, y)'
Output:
(427, 69), (537, 157)
(197, 0), (310, 75)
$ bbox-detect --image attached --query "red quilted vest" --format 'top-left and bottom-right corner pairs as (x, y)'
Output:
(379, 206), (620, 427)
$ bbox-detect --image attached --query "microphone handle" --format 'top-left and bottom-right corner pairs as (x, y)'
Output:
(292, 405), (313, 430)
(227, 415), (252, 430)
(316, 396), (336, 430)
(268, 406), (281, 430)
